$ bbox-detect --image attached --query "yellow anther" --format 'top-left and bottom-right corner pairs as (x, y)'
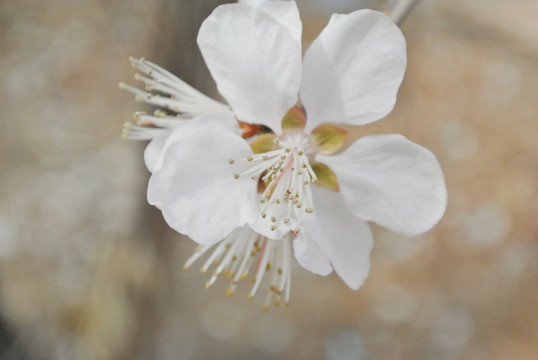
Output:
(261, 212), (267, 218)
(229, 159), (235, 164)
(283, 218), (289, 224)
(270, 225), (277, 231)
(271, 217), (277, 223)
(247, 156), (253, 161)
(233, 174), (240, 179)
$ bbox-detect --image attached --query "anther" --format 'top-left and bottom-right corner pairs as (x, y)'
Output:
(283, 218), (289, 224)
(233, 174), (239, 179)
(261, 212), (267, 218)
(247, 156), (253, 161)
(285, 148), (291, 153)
(298, 151), (304, 156)
(305, 208), (314, 213)
(270, 225), (277, 231)
(251, 175), (258, 180)
(271, 217), (276, 223)
(274, 199), (281, 204)
(229, 159), (235, 164)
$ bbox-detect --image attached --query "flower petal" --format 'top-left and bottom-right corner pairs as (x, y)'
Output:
(301, 186), (373, 290)
(143, 115), (239, 173)
(147, 113), (258, 245)
(318, 134), (447, 236)
(300, 9), (406, 131)
(293, 235), (333, 276)
(198, 4), (302, 134)
(144, 130), (172, 173)
(237, 0), (302, 43)
(257, 1), (302, 44)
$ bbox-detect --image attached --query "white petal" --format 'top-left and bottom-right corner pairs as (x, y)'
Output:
(144, 129), (172, 173)
(250, 210), (297, 241)
(237, 0), (265, 6)
(198, 4), (302, 134)
(236, 0), (301, 43)
(143, 115), (239, 173)
(257, 1), (302, 44)
(301, 186), (373, 290)
(301, 9), (406, 131)
(293, 235), (333, 276)
(147, 113), (258, 245)
(318, 134), (447, 236)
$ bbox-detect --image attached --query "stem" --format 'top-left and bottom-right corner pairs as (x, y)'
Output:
(389, 0), (420, 25)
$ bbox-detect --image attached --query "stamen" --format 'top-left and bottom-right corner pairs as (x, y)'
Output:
(183, 227), (292, 308)
(121, 122), (166, 140)
(122, 57), (230, 118)
(228, 136), (317, 235)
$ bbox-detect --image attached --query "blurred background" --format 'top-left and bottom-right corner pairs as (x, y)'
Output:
(0, 0), (536, 359)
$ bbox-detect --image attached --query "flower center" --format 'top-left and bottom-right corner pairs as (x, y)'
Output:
(183, 227), (292, 308)
(230, 134), (317, 234)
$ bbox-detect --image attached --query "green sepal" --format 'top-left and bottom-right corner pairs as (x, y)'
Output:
(281, 106), (306, 131)
(250, 133), (278, 154)
(311, 161), (339, 192)
(311, 124), (348, 155)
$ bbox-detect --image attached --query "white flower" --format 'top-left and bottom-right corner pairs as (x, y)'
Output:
(141, 2), (447, 290)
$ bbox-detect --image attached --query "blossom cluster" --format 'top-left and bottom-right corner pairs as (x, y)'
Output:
(120, 0), (447, 308)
